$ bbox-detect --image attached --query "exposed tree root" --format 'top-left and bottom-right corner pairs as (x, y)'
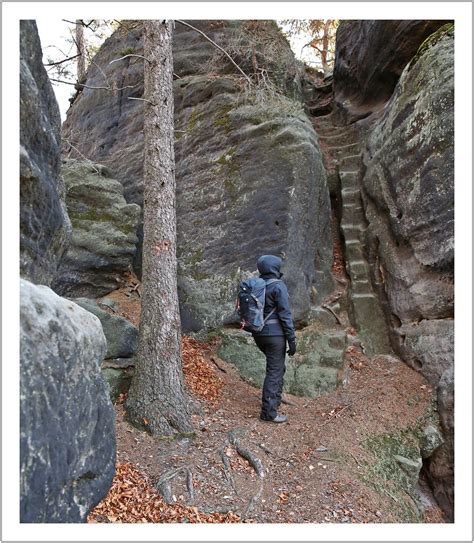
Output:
(222, 428), (265, 519)
(155, 466), (195, 505)
(219, 445), (237, 494)
(281, 397), (298, 407)
(231, 440), (265, 479)
(210, 356), (227, 373)
(321, 303), (342, 325)
(185, 468), (195, 505)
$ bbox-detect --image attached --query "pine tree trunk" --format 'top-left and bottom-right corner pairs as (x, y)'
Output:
(321, 20), (330, 74)
(75, 20), (86, 81)
(125, 20), (193, 437)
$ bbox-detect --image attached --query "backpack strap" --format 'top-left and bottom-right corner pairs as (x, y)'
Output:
(264, 278), (282, 286)
(261, 278), (282, 324)
(262, 307), (276, 323)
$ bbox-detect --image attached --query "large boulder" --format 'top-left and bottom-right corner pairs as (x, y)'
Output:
(61, 21), (333, 329)
(20, 20), (71, 285)
(52, 159), (141, 298)
(360, 24), (454, 367)
(174, 76), (332, 330)
(358, 24), (454, 520)
(20, 279), (116, 522)
(62, 21), (303, 208)
(73, 297), (138, 359)
(332, 20), (450, 119)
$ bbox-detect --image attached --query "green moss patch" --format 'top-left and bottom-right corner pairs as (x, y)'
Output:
(408, 23), (454, 71)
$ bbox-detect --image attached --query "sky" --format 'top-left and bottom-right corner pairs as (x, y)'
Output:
(37, 19), (115, 120)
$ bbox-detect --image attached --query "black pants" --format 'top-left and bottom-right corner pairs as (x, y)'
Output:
(253, 335), (286, 420)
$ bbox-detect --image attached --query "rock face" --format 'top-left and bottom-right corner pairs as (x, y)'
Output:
(69, 297), (138, 402)
(61, 21), (334, 330)
(218, 323), (347, 398)
(52, 159), (141, 298)
(174, 77), (332, 330)
(332, 20), (450, 118)
(62, 21), (303, 207)
(20, 279), (116, 522)
(20, 20), (71, 285)
(360, 24), (454, 378)
(358, 24), (454, 519)
(312, 114), (392, 356)
(427, 367), (454, 517)
(73, 298), (139, 359)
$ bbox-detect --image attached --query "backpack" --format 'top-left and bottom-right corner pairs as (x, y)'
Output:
(236, 277), (281, 333)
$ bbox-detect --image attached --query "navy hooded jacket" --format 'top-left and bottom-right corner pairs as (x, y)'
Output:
(253, 255), (296, 341)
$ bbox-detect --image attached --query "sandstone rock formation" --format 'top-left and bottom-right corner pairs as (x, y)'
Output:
(359, 23), (454, 519)
(20, 20), (71, 285)
(61, 21), (333, 329)
(310, 22), (454, 519)
(72, 298), (138, 402)
(73, 298), (139, 359)
(332, 20), (450, 120)
(218, 324), (347, 398)
(174, 76), (332, 330)
(20, 279), (116, 522)
(313, 114), (392, 356)
(52, 159), (141, 298)
(428, 366), (454, 517)
(360, 24), (454, 381)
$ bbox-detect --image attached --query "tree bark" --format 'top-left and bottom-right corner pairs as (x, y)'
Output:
(125, 20), (193, 437)
(321, 20), (331, 74)
(75, 20), (86, 81)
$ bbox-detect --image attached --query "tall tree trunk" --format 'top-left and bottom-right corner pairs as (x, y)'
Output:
(75, 20), (86, 81)
(125, 20), (193, 437)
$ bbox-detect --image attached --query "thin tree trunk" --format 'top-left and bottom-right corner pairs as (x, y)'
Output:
(75, 20), (86, 81)
(125, 20), (193, 437)
(321, 20), (331, 74)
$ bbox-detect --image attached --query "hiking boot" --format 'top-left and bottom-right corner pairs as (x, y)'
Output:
(260, 414), (288, 423)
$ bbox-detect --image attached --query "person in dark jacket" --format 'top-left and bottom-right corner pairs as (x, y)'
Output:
(253, 255), (296, 423)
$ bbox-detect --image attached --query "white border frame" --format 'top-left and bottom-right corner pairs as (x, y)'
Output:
(2, 2), (472, 541)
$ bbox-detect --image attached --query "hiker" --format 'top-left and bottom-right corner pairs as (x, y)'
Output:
(253, 255), (296, 423)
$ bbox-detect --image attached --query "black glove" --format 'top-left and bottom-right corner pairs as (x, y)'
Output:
(287, 338), (296, 356)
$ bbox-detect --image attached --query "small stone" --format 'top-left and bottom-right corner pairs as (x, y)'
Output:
(316, 446), (328, 452)
(394, 454), (423, 480)
(420, 425), (444, 458)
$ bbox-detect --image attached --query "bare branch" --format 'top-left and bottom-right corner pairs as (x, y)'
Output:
(49, 78), (109, 90)
(63, 138), (101, 175)
(44, 53), (81, 67)
(88, 58), (109, 85)
(61, 18), (97, 29)
(44, 44), (74, 59)
(301, 42), (324, 55)
(112, 19), (135, 32)
(109, 53), (150, 65)
(49, 78), (138, 92)
(175, 19), (252, 85)
(127, 97), (156, 106)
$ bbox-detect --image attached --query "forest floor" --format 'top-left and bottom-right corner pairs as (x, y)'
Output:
(88, 281), (445, 525)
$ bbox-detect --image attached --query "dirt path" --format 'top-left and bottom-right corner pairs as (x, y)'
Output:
(90, 330), (444, 524)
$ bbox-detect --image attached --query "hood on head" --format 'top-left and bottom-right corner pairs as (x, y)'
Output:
(257, 255), (283, 277)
